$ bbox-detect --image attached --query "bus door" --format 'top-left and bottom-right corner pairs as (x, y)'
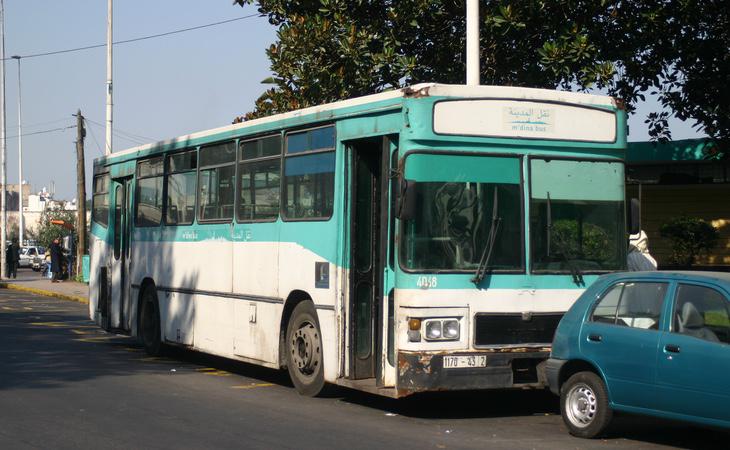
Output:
(348, 137), (390, 380)
(109, 177), (133, 331)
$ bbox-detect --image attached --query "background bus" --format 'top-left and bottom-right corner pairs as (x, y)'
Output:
(89, 83), (627, 397)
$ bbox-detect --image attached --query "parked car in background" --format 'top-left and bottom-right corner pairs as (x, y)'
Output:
(547, 271), (730, 438)
(19, 246), (45, 268)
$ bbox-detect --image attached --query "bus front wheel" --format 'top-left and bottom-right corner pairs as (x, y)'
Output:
(286, 301), (324, 396)
(139, 286), (162, 356)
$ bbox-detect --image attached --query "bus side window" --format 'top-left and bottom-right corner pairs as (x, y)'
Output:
(92, 172), (110, 228)
(238, 135), (281, 222)
(166, 149), (197, 226)
(198, 141), (236, 222)
(283, 126), (335, 220)
(135, 157), (164, 227)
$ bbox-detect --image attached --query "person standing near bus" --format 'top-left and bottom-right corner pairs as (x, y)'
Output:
(5, 240), (18, 278)
(50, 238), (63, 283)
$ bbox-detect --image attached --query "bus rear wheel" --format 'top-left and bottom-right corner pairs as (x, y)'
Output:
(286, 301), (324, 396)
(139, 286), (162, 356)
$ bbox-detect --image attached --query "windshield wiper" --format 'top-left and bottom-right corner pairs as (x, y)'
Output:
(471, 187), (502, 285)
(545, 191), (583, 285)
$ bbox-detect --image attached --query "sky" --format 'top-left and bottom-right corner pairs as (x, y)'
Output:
(2, 0), (703, 201)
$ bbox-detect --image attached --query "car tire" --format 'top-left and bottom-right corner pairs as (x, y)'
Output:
(139, 286), (163, 356)
(285, 301), (325, 397)
(560, 371), (613, 438)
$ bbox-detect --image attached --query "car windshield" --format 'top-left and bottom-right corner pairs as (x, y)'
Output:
(530, 158), (626, 272)
(400, 153), (523, 272)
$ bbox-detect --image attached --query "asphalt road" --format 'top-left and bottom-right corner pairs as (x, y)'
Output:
(0, 289), (726, 450)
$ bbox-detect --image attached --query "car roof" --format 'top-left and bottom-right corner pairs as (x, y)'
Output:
(601, 271), (730, 286)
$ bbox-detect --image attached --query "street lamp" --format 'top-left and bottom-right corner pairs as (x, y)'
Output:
(11, 55), (23, 247)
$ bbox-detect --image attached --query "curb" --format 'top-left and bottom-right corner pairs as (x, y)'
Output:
(0, 282), (89, 305)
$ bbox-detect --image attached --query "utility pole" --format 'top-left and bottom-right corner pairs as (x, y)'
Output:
(105, 0), (113, 155)
(12, 55), (23, 247)
(74, 110), (86, 276)
(0, 0), (7, 279)
(466, 0), (480, 86)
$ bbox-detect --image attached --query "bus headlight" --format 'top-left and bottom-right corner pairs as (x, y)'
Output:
(423, 319), (460, 341)
(425, 320), (442, 340)
(443, 319), (460, 339)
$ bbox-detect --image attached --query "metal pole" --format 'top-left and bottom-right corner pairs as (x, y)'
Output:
(12, 55), (22, 247)
(0, 0), (6, 279)
(466, 0), (480, 86)
(105, 0), (113, 155)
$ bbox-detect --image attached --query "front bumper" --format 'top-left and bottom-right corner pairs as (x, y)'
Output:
(545, 358), (567, 395)
(397, 350), (550, 396)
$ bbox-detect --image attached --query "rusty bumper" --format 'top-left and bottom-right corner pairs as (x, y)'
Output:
(397, 350), (550, 396)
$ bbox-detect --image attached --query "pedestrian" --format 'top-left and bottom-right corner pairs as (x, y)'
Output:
(5, 240), (19, 279)
(50, 238), (64, 283)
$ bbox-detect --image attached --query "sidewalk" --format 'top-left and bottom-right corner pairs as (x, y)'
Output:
(0, 268), (89, 304)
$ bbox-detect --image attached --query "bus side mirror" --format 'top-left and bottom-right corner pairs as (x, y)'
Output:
(397, 179), (417, 221)
(628, 198), (641, 235)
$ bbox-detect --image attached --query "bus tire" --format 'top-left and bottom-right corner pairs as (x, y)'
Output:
(139, 285), (163, 356)
(285, 301), (324, 397)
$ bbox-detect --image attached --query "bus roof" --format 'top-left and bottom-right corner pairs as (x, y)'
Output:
(105, 83), (621, 161)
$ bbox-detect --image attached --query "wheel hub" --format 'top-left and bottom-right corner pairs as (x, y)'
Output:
(567, 384), (597, 427)
(291, 323), (319, 375)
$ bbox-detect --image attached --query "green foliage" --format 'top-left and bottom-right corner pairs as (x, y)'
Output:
(29, 207), (77, 249)
(659, 216), (719, 267)
(234, 1), (728, 155)
(552, 219), (616, 265)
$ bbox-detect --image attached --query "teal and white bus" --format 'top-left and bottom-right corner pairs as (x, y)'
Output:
(89, 83), (627, 397)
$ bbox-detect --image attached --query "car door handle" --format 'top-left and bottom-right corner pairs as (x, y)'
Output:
(665, 344), (681, 353)
(588, 334), (602, 342)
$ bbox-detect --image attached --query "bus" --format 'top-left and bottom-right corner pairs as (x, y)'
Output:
(89, 83), (628, 397)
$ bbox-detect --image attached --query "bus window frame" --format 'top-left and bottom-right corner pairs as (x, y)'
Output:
(280, 124), (337, 223)
(134, 156), (164, 228)
(526, 154), (627, 275)
(163, 147), (199, 227)
(397, 149), (526, 275)
(92, 171), (111, 229)
(196, 140), (237, 224)
(236, 133), (283, 224)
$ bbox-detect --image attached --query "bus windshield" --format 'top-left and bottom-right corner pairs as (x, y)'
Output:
(529, 158), (626, 273)
(400, 153), (523, 272)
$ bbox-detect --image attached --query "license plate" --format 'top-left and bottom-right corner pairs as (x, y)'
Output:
(443, 355), (487, 369)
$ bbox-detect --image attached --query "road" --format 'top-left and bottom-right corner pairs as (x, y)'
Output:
(0, 288), (726, 449)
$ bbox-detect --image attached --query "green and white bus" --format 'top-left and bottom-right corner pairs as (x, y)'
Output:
(89, 83), (627, 397)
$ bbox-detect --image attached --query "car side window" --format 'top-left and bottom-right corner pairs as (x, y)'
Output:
(673, 284), (730, 344)
(592, 282), (668, 330)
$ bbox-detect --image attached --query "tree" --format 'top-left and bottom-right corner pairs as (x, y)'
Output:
(234, 1), (728, 155)
(28, 206), (77, 249)
(659, 216), (719, 267)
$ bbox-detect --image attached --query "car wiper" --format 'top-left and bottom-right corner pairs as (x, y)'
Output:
(471, 187), (501, 285)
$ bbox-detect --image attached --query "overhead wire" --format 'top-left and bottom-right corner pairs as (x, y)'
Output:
(84, 117), (155, 144)
(5, 125), (77, 139)
(2, 14), (261, 61)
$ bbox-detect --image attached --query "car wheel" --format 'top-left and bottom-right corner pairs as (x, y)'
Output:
(139, 286), (163, 356)
(285, 301), (324, 397)
(560, 371), (613, 438)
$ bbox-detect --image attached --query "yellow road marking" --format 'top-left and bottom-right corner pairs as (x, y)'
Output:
(74, 336), (115, 342)
(231, 383), (274, 390)
(196, 368), (231, 377)
(2, 306), (16, 310)
(70, 329), (95, 335)
(29, 321), (69, 327)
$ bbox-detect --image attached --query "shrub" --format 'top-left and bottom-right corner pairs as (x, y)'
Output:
(659, 216), (719, 267)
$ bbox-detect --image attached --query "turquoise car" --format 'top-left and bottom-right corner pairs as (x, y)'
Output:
(546, 271), (730, 438)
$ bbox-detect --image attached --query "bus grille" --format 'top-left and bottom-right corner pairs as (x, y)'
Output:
(473, 313), (563, 347)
